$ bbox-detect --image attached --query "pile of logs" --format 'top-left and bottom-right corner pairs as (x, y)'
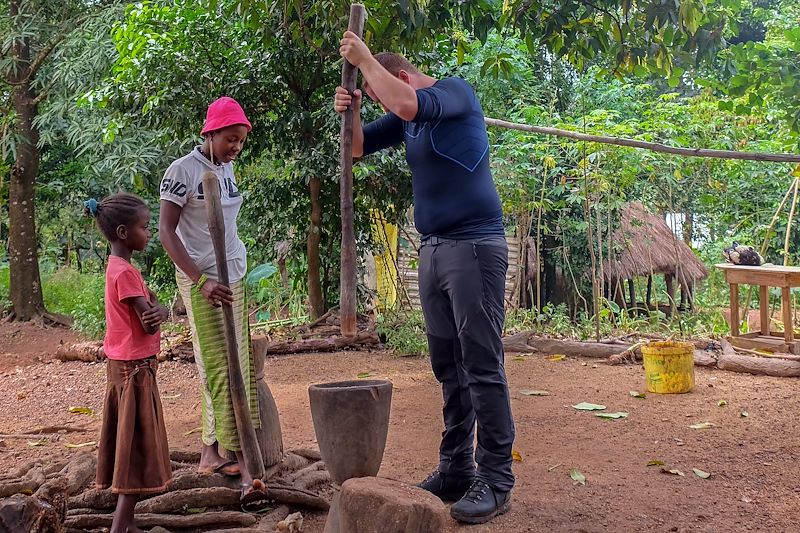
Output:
(55, 309), (381, 364)
(503, 331), (800, 377)
(0, 449), (333, 533)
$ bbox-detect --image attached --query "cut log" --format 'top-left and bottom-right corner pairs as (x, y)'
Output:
(59, 453), (96, 495)
(5, 461), (37, 480)
(267, 485), (329, 511)
(169, 450), (201, 463)
(65, 510), (257, 529)
(286, 460), (325, 484)
(253, 332), (379, 356)
(717, 349), (800, 377)
(294, 470), (331, 491)
(0, 466), (45, 497)
(55, 341), (104, 363)
(692, 350), (718, 367)
(264, 452), (312, 480)
(135, 487), (240, 514)
(503, 333), (632, 358)
(0, 493), (65, 533)
(68, 488), (115, 510)
(290, 448), (322, 462)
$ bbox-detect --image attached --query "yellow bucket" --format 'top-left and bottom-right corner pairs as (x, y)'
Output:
(641, 341), (695, 394)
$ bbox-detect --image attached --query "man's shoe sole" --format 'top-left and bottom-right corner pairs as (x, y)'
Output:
(450, 500), (512, 524)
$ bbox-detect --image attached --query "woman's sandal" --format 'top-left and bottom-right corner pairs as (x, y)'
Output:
(240, 478), (268, 507)
(199, 460), (241, 477)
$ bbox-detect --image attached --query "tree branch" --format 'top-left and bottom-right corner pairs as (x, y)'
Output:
(484, 117), (800, 163)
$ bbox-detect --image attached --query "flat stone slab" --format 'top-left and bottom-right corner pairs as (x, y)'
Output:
(323, 476), (447, 533)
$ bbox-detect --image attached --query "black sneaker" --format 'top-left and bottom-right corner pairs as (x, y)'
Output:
(449, 479), (511, 524)
(416, 470), (475, 502)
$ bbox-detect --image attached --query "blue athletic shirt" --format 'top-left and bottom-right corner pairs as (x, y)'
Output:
(362, 77), (504, 240)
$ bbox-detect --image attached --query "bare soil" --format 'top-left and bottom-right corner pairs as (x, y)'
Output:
(1, 323), (799, 532)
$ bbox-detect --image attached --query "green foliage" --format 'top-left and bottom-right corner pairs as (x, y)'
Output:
(376, 309), (428, 357)
(42, 268), (106, 338)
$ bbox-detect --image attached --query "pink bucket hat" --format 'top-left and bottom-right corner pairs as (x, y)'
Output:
(201, 96), (252, 135)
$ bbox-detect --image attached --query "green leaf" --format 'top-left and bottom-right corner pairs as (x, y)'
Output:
(692, 468), (711, 479)
(595, 411), (629, 419)
(629, 391), (646, 398)
(573, 402), (606, 411)
(68, 406), (94, 416)
(246, 263), (278, 285)
(520, 389), (550, 396)
(647, 460), (665, 466)
(547, 354), (566, 361)
(570, 468), (586, 485)
(357, 372), (374, 379)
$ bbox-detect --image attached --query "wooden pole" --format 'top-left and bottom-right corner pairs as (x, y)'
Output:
(202, 171), (264, 480)
(484, 117), (800, 163)
(339, 3), (366, 338)
(784, 178), (799, 266)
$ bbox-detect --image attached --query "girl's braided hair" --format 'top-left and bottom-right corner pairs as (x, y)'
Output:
(84, 193), (148, 242)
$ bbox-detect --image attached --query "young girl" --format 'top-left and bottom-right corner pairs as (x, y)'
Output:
(86, 193), (172, 533)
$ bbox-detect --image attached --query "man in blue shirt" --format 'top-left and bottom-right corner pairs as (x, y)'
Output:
(334, 32), (515, 524)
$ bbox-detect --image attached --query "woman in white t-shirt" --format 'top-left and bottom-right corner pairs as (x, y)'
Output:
(159, 97), (264, 503)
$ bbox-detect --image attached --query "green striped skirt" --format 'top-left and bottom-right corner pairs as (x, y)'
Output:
(177, 271), (260, 452)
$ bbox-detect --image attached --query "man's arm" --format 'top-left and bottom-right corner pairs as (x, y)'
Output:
(339, 31), (418, 121)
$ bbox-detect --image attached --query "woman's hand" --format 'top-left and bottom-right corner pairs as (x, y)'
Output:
(200, 279), (234, 307)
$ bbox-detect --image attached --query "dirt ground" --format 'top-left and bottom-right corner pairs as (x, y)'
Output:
(1, 322), (800, 533)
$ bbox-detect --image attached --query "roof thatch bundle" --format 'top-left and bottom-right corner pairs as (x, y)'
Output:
(603, 202), (708, 287)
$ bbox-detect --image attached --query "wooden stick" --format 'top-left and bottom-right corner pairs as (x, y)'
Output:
(202, 171), (264, 480)
(785, 178), (799, 266)
(339, 3), (366, 338)
(484, 117), (800, 163)
(739, 178), (796, 324)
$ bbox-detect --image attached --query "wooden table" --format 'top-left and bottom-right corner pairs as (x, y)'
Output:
(716, 263), (800, 353)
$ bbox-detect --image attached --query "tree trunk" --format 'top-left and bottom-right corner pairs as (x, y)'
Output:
(307, 176), (324, 319)
(683, 211), (693, 246)
(8, 3), (46, 322)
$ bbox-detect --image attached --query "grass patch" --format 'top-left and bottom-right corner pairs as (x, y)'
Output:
(376, 309), (428, 356)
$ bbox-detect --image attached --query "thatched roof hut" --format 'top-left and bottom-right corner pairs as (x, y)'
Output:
(603, 202), (708, 289)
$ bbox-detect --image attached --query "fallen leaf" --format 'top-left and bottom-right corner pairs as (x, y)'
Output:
(68, 406), (94, 416)
(570, 468), (586, 485)
(162, 393), (182, 400)
(64, 441), (96, 449)
(511, 450), (523, 462)
(548, 354), (566, 361)
(572, 402), (606, 411)
(596, 411), (629, 419)
(520, 389), (550, 396)
(647, 460), (665, 466)
(717, 399), (727, 407)
(27, 439), (46, 447)
(16, 392), (26, 400)
(693, 468), (711, 479)
(661, 467), (685, 476)
(185, 507), (207, 514)
(689, 422), (715, 430)
(513, 355), (526, 362)
(630, 391), (646, 398)
(183, 427), (202, 437)
(548, 463), (562, 472)
(740, 410), (749, 418)
(356, 372), (374, 379)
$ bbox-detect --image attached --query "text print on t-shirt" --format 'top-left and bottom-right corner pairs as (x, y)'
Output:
(160, 176), (240, 200)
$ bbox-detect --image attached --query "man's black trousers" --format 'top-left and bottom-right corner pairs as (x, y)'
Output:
(418, 236), (515, 492)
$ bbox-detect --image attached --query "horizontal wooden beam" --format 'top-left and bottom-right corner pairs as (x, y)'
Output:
(485, 117), (800, 164)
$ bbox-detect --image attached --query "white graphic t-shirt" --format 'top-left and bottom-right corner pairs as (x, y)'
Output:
(160, 147), (247, 283)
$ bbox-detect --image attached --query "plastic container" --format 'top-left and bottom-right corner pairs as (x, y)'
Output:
(641, 341), (695, 394)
